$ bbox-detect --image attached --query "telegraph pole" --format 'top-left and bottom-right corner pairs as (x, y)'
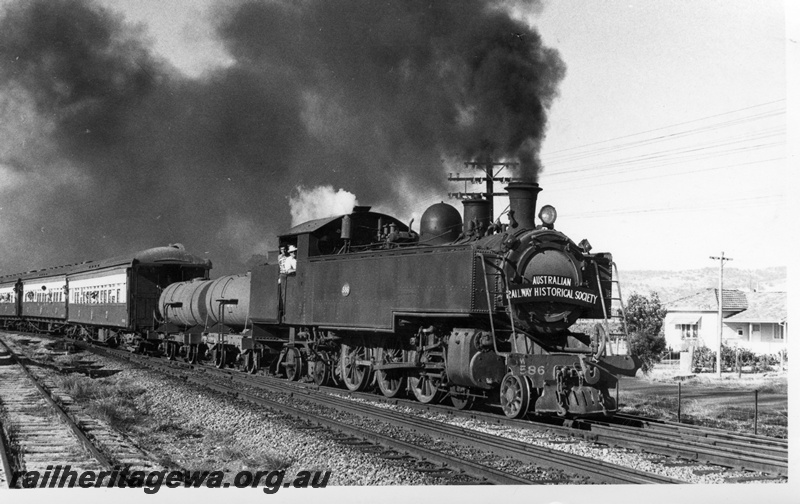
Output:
(448, 160), (518, 219)
(709, 252), (732, 377)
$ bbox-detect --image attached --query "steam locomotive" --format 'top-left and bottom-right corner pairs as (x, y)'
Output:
(0, 181), (640, 418)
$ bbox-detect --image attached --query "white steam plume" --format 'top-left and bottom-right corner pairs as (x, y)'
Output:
(289, 185), (358, 226)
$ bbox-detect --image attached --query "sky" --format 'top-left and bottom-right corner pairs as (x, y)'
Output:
(0, 0), (792, 278)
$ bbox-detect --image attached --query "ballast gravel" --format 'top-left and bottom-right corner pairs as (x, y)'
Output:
(1, 332), (785, 486)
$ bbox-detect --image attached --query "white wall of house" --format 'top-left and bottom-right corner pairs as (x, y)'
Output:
(723, 322), (786, 354)
(665, 312), (786, 355)
(664, 311), (731, 351)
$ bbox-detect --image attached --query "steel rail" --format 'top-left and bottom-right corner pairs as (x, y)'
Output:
(97, 347), (535, 484)
(0, 346), (15, 489)
(573, 420), (786, 475)
(267, 376), (787, 476)
(286, 376), (788, 476)
(610, 413), (788, 449)
(44, 335), (786, 480)
(236, 373), (681, 484)
(0, 417), (14, 490)
(97, 346), (679, 484)
(0, 337), (115, 472)
(197, 379), (533, 485)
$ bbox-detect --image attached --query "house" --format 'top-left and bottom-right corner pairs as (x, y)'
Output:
(663, 289), (787, 355)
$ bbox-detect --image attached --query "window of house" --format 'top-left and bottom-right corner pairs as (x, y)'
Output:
(737, 328), (743, 336)
(677, 324), (698, 339)
(775, 325), (785, 340)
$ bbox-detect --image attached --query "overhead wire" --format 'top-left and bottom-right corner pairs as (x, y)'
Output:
(533, 100), (786, 219)
(543, 99), (785, 158)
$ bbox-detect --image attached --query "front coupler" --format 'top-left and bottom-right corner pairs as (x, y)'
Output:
(507, 353), (641, 416)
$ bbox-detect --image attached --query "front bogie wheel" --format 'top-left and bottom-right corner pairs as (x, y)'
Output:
(499, 372), (530, 419)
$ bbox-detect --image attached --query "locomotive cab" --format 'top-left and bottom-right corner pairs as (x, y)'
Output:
(278, 207), (416, 259)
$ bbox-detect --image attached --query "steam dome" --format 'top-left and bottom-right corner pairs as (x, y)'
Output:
(420, 202), (462, 245)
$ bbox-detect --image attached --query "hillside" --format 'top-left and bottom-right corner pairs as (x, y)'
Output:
(617, 267), (787, 304)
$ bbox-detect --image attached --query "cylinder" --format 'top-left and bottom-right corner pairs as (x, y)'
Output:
(341, 214), (352, 240)
(204, 274), (251, 328)
(159, 278), (213, 327)
(159, 273), (251, 330)
(505, 181), (542, 230)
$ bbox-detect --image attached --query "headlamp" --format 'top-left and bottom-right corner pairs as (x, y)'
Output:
(538, 205), (557, 227)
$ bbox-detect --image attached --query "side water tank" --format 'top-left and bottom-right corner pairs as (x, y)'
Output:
(420, 202), (462, 245)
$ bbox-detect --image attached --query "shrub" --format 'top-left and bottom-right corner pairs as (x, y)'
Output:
(620, 292), (667, 374)
(692, 346), (717, 371)
(692, 344), (785, 373)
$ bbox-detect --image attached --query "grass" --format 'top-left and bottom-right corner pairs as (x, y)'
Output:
(53, 352), (84, 367)
(199, 429), (295, 471)
(619, 364), (788, 438)
(143, 422), (295, 475)
(52, 374), (149, 431)
(619, 393), (788, 438)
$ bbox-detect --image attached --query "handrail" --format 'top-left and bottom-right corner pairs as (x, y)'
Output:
(477, 253), (507, 357)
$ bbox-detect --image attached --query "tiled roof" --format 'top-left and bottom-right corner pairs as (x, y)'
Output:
(667, 288), (746, 312)
(718, 289), (749, 310)
(666, 288), (786, 322)
(726, 291), (786, 322)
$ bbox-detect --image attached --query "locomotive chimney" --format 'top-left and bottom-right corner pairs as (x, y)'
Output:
(461, 198), (492, 234)
(505, 181), (542, 230)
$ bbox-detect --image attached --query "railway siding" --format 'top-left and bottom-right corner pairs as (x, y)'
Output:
(88, 344), (683, 483)
(0, 344), (105, 486)
(0, 335), (162, 488)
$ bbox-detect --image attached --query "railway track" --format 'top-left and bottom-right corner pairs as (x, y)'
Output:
(4, 331), (787, 484)
(280, 372), (788, 479)
(328, 387), (788, 479)
(87, 343), (680, 484)
(0, 333), (538, 485)
(574, 414), (787, 478)
(0, 336), (160, 489)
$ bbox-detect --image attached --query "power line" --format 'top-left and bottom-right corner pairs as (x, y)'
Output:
(544, 135), (784, 178)
(543, 156), (784, 190)
(543, 99), (785, 157)
(562, 193), (782, 219)
(544, 109), (784, 164)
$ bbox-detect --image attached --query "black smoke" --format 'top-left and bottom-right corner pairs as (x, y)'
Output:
(0, 0), (564, 275)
